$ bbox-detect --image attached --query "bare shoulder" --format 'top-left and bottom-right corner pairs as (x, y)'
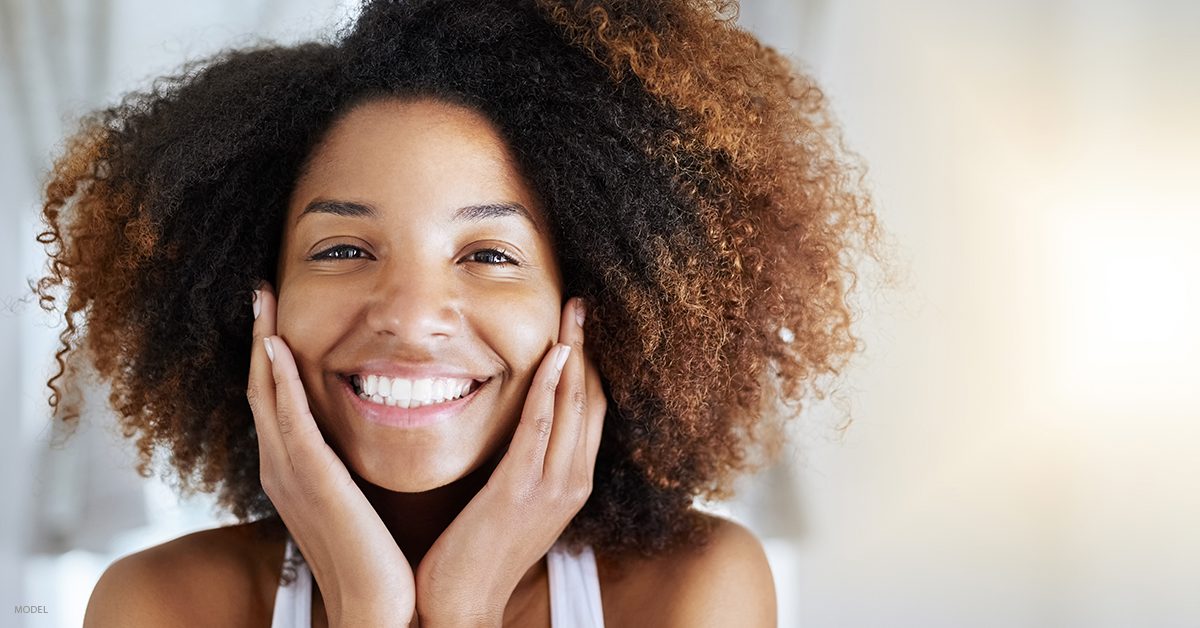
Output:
(598, 512), (777, 627)
(83, 519), (285, 628)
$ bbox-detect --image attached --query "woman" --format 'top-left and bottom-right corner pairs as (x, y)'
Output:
(38, 0), (883, 625)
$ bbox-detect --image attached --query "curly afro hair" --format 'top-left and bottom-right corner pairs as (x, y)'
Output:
(37, 0), (887, 558)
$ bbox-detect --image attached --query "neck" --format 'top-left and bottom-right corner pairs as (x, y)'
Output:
(350, 455), (498, 569)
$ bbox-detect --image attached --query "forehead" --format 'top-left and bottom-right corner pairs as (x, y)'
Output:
(289, 97), (544, 227)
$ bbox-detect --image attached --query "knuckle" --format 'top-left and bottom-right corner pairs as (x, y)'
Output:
(532, 414), (553, 439)
(542, 374), (560, 395)
(276, 411), (295, 435)
(571, 390), (587, 415)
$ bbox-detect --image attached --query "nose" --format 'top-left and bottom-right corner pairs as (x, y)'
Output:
(364, 263), (463, 341)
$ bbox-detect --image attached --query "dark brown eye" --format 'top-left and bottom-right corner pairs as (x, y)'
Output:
(310, 244), (370, 260)
(468, 248), (518, 266)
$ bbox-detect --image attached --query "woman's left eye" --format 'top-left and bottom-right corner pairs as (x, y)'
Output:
(467, 248), (519, 266)
(309, 244), (371, 261)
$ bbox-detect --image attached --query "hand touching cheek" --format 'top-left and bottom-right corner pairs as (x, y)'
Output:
(248, 283), (416, 627)
(414, 297), (606, 625)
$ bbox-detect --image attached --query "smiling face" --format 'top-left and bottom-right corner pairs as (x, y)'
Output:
(276, 98), (563, 492)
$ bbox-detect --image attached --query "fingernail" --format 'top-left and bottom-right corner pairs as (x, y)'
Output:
(554, 344), (571, 370)
(263, 337), (275, 362)
(252, 290), (261, 320)
(575, 300), (586, 327)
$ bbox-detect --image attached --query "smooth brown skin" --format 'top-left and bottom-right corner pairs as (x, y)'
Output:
(82, 99), (777, 627)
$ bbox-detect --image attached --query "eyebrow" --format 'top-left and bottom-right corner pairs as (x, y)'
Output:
(298, 198), (542, 232)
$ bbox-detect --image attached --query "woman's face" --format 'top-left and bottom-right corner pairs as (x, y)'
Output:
(276, 98), (563, 492)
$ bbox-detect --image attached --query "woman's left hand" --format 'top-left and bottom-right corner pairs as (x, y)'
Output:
(413, 297), (606, 627)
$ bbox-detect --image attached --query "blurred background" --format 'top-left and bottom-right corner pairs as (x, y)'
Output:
(2, 0), (1197, 626)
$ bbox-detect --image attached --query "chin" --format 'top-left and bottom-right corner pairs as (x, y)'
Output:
(350, 444), (485, 493)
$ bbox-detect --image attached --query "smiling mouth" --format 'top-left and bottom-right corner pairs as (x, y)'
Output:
(346, 374), (488, 408)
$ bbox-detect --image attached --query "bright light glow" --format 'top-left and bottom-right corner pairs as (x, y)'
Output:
(1042, 201), (1200, 415)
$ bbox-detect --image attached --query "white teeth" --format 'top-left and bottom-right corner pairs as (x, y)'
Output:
(391, 377), (412, 401)
(411, 378), (431, 402)
(353, 374), (478, 407)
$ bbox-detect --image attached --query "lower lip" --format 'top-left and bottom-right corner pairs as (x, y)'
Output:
(341, 377), (487, 429)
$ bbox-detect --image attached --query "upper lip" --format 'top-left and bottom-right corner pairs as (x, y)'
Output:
(344, 360), (490, 381)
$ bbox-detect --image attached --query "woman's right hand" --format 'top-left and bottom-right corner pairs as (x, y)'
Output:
(247, 282), (415, 627)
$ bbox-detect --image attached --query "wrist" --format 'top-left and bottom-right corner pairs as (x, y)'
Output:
(414, 563), (515, 628)
(414, 609), (503, 628)
(327, 591), (414, 628)
(330, 609), (412, 628)
(414, 587), (507, 628)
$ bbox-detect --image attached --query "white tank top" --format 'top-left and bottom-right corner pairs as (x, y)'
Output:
(270, 536), (605, 627)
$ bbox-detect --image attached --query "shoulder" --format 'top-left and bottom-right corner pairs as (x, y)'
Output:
(83, 519), (284, 628)
(599, 512), (776, 627)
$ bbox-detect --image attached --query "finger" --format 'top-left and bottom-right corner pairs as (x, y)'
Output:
(265, 333), (325, 458)
(546, 297), (587, 479)
(504, 340), (571, 481)
(247, 281), (284, 462)
(578, 349), (606, 474)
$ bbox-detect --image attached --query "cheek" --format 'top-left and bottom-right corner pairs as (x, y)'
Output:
(504, 322), (553, 375)
(276, 282), (345, 372)
(476, 292), (561, 378)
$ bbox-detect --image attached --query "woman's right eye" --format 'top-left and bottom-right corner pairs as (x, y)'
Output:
(309, 244), (371, 261)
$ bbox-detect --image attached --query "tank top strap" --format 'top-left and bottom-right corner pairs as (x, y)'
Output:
(271, 535), (603, 627)
(270, 536), (313, 628)
(546, 539), (605, 627)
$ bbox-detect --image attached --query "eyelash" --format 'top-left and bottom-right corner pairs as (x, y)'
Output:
(309, 244), (369, 261)
(309, 244), (520, 266)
